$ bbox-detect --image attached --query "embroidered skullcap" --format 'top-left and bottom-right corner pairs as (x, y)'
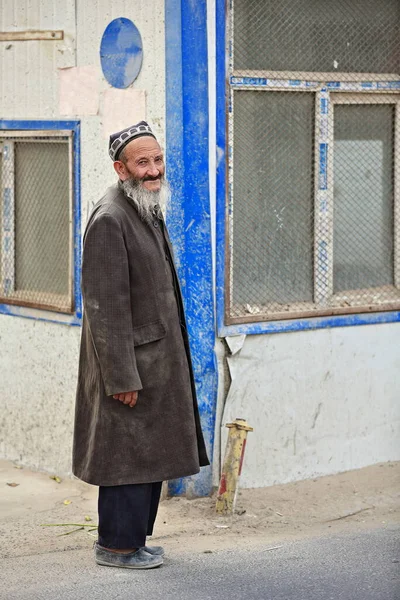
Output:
(109, 121), (156, 161)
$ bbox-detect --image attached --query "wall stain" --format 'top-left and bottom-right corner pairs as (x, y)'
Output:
(312, 402), (323, 429)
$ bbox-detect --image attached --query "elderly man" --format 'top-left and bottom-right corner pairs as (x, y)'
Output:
(73, 122), (209, 570)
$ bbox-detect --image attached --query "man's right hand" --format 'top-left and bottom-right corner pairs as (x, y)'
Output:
(113, 391), (138, 408)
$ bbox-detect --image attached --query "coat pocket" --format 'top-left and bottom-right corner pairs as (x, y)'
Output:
(132, 320), (167, 346)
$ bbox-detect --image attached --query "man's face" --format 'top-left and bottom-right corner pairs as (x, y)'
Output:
(114, 136), (165, 192)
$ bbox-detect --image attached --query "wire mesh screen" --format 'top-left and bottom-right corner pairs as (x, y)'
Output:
(232, 91), (314, 307)
(233, 0), (400, 76)
(226, 0), (400, 323)
(0, 136), (73, 313)
(333, 105), (394, 294)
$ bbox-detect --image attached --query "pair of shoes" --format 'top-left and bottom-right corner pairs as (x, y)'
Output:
(94, 543), (163, 569)
(143, 545), (165, 557)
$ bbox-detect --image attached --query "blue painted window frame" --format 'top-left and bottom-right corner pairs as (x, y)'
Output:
(215, 0), (400, 337)
(0, 120), (82, 327)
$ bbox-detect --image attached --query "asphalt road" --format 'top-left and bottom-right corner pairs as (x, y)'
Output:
(3, 526), (399, 600)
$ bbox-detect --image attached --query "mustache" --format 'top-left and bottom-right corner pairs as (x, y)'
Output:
(142, 174), (162, 182)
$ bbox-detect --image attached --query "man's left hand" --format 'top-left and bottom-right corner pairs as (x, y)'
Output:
(113, 391), (138, 407)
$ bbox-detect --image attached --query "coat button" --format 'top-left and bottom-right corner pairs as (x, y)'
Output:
(153, 221), (159, 228)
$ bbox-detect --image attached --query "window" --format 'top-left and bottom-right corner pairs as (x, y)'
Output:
(233, 0), (399, 76)
(0, 122), (81, 321)
(225, 0), (400, 325)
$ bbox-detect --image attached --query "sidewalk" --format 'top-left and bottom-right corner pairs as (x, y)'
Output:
(1, 460), (399, 560)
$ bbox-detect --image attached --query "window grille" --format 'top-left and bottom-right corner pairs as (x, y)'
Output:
(226, 0), (400, 324)
(0, 131), (74, 314)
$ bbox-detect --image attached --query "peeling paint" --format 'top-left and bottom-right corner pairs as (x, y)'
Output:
(185, 219), (195, 232)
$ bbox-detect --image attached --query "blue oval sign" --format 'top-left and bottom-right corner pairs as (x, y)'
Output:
(100, 18), (143, 89)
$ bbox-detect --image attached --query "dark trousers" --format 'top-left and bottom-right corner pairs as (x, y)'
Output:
(98, 482), (162, 549)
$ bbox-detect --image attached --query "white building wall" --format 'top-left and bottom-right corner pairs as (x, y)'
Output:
(0, 0), (76, 116)
(0, 0), (165, 474)
(218, 323), (400, 488)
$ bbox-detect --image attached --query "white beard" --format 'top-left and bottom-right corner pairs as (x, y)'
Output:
(120, 177), (170, 223)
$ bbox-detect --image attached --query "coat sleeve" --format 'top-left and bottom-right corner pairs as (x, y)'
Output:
(81, 211), (143, 396)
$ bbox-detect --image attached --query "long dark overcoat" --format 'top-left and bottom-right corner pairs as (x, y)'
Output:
(73, 184), (209, 486)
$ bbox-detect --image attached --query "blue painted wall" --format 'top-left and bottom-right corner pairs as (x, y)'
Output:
(165, 0), (218, 497)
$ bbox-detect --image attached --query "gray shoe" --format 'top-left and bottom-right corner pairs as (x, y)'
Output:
(94, 543), (163, 569)
(143, 545), (165, 557)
